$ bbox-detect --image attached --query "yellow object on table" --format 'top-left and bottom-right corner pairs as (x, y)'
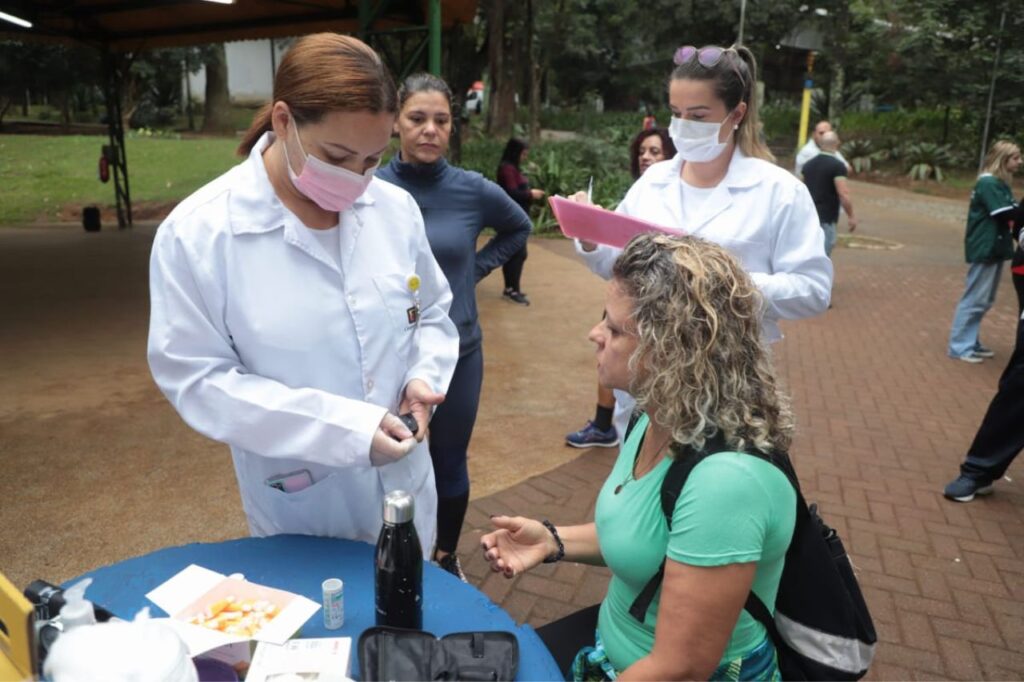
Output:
(0, 571), (36, 680)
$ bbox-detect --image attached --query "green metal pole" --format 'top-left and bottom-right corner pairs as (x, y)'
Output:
(428, 0), (441, 75)
(358, 0), (370, 40)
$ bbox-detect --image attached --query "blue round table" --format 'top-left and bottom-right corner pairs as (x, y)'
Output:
(71, 535), (562, 681)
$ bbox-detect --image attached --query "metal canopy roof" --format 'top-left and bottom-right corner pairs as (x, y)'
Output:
(0, 0), (478, 50)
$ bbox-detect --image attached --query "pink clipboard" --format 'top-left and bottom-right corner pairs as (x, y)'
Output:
(548, 195), (683, 248)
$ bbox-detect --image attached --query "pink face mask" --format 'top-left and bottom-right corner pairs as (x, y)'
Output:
(283, 118), (377, 212)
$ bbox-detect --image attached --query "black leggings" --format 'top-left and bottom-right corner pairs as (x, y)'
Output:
(502, 245), (528, 292)
(960, 312), (1024, 482)
(535, 603), (600, 680)
(428, 347), (483, 553)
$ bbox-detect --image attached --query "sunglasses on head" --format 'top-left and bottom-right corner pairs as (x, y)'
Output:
(673, 45), (733, 68)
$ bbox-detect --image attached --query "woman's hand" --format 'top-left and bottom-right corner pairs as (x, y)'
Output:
(481, 516), (558, 578)
(369, 412), (417, 467)
(565, 191), (599, 251)
(399, 379), (445, 442)
(530, 188), (546, 201)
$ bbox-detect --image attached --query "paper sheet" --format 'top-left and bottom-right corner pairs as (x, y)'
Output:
(548, 195), (683, 248)
(247, 638), (353, 682)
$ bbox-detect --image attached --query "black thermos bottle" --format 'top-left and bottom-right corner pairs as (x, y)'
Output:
(374, 490), (423, 629)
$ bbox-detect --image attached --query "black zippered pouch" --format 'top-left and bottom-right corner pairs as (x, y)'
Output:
(358, 626), (519, 681)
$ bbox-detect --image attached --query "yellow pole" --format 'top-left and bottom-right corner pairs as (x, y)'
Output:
(798, 89), (812, 147)
(797, 51), (816, 148)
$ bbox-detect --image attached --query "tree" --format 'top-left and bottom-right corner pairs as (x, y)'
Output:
(0, 41), (98, 129)
(484, 0), (519, 139)
(202, 43), (233, 133)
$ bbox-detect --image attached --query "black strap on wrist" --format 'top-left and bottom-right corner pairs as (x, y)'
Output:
(541, 520), (565, 563)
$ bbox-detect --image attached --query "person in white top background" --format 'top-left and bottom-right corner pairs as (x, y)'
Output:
(794, 119), (850, 176)
(576, 44), (832, 438)
(147, 33), (459, 555)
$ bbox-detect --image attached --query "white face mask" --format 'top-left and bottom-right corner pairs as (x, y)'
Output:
(669, 114), (737, 163)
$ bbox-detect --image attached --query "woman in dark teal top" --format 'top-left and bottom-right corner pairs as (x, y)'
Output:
(481, 234), (796, 680)
(947, 140), (1022, 362)
(378, 73), (532, 580)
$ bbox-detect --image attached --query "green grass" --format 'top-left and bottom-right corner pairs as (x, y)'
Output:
(0, 134), (241, 224)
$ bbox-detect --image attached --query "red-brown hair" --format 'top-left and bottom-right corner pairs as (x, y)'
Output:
(237, 33), (398, 156)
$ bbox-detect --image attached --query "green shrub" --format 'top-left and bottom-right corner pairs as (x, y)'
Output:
(761, 102), (801, 148)
(840, 139), (874, 174)
(904, 142), (954, 182)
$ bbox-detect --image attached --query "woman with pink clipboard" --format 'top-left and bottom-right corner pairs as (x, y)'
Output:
(567, 45), (832, 441)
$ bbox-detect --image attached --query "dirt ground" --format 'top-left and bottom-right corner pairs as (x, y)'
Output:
(0, 226), (605, 590)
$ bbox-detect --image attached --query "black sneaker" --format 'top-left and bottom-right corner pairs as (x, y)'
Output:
(503, 289), (530, 306)
(437, 553), (468, 582)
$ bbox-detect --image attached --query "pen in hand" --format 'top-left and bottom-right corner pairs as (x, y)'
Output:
(587, 176), (594, 204)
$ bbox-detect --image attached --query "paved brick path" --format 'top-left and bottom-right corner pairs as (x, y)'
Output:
(460, 181), (1024, 680)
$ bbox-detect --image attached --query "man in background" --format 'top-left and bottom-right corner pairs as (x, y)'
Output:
(795, 120), (850, 175)
(802, 131), (857, 257)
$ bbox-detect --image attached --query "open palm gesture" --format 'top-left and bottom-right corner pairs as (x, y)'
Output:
(480, 516), (557, 579)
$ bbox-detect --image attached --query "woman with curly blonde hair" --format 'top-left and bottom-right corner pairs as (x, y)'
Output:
(482, 234), (797, 681)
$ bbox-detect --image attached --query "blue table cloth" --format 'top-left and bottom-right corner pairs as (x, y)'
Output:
(71, 535), (562, 681)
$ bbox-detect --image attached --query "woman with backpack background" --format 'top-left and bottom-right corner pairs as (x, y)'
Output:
(482, 234), (796, 680)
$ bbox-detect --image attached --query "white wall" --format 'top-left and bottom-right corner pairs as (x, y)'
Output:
(186, 39), (291, 104)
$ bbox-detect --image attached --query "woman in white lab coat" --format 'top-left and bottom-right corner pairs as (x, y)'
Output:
(576, 44), (832, 437)
(147, 34), (459, 554)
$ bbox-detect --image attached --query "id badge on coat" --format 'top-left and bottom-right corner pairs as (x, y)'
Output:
(405, 273), (421, 328)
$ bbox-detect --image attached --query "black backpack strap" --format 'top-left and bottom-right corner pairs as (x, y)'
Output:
(744, 590), (784, 648)
(628, 453), (697, 622)
(622, 410), (643, 443)
(628, 433), (730, 623)
(628, 434), (801, 626)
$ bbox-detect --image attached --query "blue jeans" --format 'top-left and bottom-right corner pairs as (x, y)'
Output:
(821, 222), (837, 257)
(948, 261), (1004, 358)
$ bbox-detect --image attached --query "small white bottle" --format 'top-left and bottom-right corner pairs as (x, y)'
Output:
(322, 578), (344, 630)
(59, 578), (97, 629)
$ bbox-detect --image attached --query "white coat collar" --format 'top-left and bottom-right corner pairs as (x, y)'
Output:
(643, 148), (764, 231)
(644, 148), (764, 190)
(229, 131), (375, 237)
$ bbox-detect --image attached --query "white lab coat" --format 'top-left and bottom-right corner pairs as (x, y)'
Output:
(148, 133), (459, 555)
(576, 150), (833, 436)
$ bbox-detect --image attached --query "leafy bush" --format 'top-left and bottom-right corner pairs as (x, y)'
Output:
(760, 102), (800, 148)
(904, 142), (954, 182)
(840, 139), (875, 174)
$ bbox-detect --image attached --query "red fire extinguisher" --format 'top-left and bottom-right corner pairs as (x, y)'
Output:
(98, 154), (110, 183)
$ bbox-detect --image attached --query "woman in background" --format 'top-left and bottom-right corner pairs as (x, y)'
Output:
(575, 44), (831, 440)
(947, 140), (1022, 363)
(566, 128), (677, 448)
(378, 73), (532, 579)
(496, 137), (546, 306)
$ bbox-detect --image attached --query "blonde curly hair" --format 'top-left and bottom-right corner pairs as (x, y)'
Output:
(612, 233), (793, 454)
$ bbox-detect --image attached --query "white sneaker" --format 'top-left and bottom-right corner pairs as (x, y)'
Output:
(955, 353), (984, 364)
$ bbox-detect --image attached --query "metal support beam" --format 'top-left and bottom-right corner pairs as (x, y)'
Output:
(359, 0), (439, 78)
(102, 50), (132, 229)
(428, 0), (441, 75)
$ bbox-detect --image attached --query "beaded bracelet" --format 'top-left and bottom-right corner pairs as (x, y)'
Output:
(541, 520), (565, 563)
